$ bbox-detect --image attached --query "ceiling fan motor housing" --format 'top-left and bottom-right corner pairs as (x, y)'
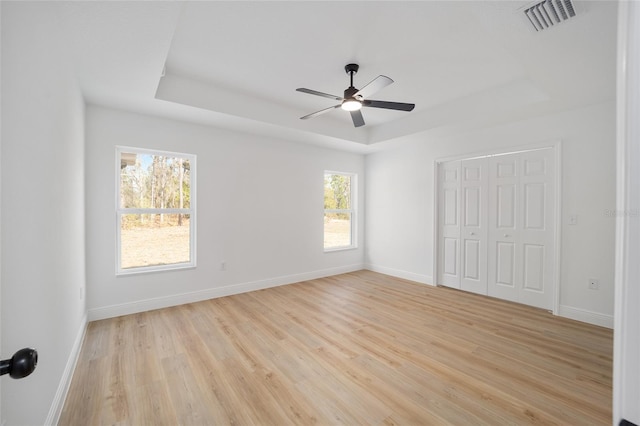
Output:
(344, 86), (359, 99)
(345, 63), (359, 75)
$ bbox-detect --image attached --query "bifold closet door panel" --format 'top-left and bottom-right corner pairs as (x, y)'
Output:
(518, 149), (555, 310)
(460, 158), (488, 295)
(438, 160), (461, 289)
(488, 153), (520, 303)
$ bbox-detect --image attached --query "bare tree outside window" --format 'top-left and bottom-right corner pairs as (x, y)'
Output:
(117, 148), (196, 273)
(324, 172), (355, 250)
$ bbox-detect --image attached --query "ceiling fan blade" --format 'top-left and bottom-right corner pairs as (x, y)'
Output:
(354, 75), (393, 99)
(363, 100), (415, 111)
(296, 88), (343, 101)
(300, 105), (341, 120)
(350, 110), (365, 127)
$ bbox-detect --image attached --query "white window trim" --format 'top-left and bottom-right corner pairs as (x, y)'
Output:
(324, 171), (357, 252)
(115, 146), (197, 275)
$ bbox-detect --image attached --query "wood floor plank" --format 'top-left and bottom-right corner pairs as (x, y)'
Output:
(60, 270), (612, 425)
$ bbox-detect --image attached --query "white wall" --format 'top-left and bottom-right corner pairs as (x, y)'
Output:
(86, 106), (365, 319)
(366, 101), (616, 326)
(1, 3), (87, 425)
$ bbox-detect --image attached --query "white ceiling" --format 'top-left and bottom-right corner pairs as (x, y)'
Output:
(51, 1), (618, 153)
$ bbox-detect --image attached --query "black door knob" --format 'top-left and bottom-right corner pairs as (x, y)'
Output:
(0, 348), (38, 379)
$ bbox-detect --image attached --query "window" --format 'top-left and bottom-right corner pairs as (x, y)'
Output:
(116, 147), (196, 274)
(324, 171), (356, 251)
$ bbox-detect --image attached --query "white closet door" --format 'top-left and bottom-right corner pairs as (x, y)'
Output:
(488, 153), (520, 302)
(460, 158), (488, 295)
(438, 160), (461, 289)
(488, 148), (555, 310)
(518, 149), (555, 310)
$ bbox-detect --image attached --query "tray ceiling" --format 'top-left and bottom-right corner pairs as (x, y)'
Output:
(49, 1), (617, 152)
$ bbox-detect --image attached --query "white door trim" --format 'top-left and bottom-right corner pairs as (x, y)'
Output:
(614, 1), (640, 424)
(433, 140), (562, 315)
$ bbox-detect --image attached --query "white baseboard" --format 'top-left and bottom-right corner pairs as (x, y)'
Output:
(364, 263), (434, 286)
(558, 304), (614, 328)
(45, 313), (88, 426)
(88, 264), (364, 321)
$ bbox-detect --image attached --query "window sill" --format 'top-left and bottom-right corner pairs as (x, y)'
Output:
(116, 263), (196, 277)
(324, 246), (357, 253)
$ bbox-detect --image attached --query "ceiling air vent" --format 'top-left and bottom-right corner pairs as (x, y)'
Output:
(524, 0), (576, 32)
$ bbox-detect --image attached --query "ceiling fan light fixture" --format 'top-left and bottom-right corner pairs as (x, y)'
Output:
(297, 64), (415, 127)
(341, 99), (362, 111)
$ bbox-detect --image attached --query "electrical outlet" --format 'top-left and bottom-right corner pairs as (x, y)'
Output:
(588, 278), (599, 290)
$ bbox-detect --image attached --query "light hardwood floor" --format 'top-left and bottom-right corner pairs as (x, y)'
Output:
(60, 271), (613, 425)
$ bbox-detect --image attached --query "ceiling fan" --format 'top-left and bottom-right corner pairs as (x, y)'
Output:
(296, 63), (415, 128)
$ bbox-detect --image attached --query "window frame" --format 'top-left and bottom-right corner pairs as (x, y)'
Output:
(115, 146), (197, 275)
(323, 171), (357, 252)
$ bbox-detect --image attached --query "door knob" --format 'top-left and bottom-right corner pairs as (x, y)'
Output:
(0, 348), (38, 379)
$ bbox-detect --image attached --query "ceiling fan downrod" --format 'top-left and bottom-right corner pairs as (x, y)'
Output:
(345, 63), (359, 89)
